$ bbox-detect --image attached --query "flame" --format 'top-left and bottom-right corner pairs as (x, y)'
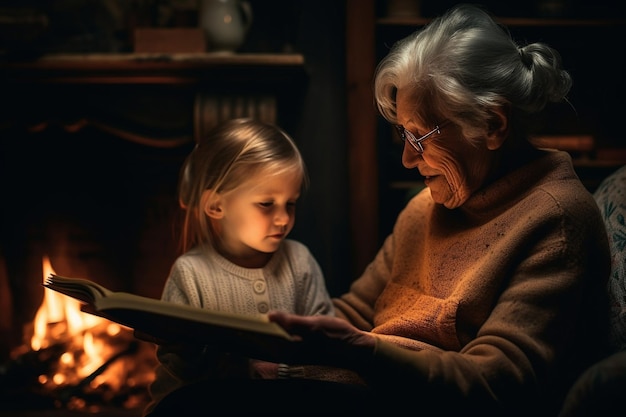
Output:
(29, 256), (145, 394)
(16, 255), (157, 410)
(30, 256), (107, 351)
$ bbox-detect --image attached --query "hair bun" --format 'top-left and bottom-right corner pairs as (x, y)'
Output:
(519, 46), (533, 69)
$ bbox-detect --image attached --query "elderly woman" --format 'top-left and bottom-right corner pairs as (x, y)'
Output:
(270, 4), (611, 416)
(148, 4), (611, 416)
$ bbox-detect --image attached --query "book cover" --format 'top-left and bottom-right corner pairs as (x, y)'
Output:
(43, 274), (297, 363)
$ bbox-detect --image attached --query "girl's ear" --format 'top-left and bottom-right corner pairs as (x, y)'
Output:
(201, 189), (224, 219)
(486, 105), (509, 150)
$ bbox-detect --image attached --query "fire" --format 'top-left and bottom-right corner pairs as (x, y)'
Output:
(17, 255), (157, 410)
(31, 256), (105, 351)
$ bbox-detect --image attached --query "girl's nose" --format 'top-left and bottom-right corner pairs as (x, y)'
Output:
(275, 207), (290, 226)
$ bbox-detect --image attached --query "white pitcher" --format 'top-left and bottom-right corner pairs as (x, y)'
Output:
(198, 0), (253, 53)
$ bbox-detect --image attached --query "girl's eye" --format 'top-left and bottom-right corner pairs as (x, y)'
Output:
(258, 202), (273, 208)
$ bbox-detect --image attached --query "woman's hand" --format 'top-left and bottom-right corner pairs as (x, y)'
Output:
(268, 310), (376, 368)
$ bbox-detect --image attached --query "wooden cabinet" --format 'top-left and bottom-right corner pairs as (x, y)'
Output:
(0, 53), (306, 144)
(346, 0), (626, 275)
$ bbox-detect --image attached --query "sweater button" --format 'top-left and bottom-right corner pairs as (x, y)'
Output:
(257, 302), (269, 314)
(253, 280), (266, 294)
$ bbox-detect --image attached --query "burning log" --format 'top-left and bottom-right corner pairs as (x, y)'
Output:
(56, 340), (139, 405)
(0, 342), (69, 411)
(0, 255), (157, 413)
(1, 332), (156, 412)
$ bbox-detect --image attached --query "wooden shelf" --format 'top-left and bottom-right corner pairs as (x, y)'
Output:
(0, 53), (305, 85)
(377, 16), (626, 27)
(574, 159), (626, 169)
(388, 159), (625, 191)
(6, 52), (305, 66)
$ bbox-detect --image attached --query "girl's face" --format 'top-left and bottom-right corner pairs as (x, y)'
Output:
(211, 168), (301, 268)
(396, 90), (496, 208)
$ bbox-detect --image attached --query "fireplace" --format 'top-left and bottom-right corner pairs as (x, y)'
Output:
(0, 53), (305, 415)
(0, 123), (190, 416)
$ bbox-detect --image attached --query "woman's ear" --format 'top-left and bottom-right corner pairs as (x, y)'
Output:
(486, 105), (509, 150)
(201, 189), (224, 219)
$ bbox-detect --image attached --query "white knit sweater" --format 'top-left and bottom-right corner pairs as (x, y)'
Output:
(162, 239), (334, 317)
(145, 239), (334, 415)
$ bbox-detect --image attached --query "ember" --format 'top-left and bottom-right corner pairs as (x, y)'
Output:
(0, 256), (157, 414)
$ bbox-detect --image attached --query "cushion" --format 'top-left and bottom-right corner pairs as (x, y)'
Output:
(593, 165), (626, 352)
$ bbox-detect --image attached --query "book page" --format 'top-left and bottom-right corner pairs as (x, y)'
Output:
(44, 274), (112, 304)
(93, 291), (293, 340)
(44, 273), (298, 362)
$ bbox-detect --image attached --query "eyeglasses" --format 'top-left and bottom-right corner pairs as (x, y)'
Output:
(394, 122), (447, 154)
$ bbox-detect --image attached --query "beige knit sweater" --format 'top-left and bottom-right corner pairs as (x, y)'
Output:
(333, 150), (611, 415)
(145, 239), (335, 415)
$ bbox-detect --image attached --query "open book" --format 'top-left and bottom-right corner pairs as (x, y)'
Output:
(43, 274), (297, 363)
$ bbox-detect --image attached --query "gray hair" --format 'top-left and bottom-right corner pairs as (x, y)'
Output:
(374, 4), (572, 140)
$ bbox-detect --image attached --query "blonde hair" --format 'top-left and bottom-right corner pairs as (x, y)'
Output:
(177, 118), (308, 252)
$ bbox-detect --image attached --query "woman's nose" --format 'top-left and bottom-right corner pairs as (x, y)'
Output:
(401, 142), (421, 168)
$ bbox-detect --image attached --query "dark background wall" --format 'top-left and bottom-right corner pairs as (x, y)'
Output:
(0, 0), (624, 316)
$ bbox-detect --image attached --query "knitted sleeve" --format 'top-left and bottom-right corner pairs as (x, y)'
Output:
(282, 240), (335, 317)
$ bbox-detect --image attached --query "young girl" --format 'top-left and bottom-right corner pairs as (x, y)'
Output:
(145, 118), (335, 415)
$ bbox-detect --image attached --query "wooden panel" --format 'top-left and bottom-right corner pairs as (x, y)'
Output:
(346, 0), (378, 277)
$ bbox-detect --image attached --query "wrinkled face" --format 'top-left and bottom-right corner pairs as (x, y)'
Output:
(213, 168), (301, 267)
(396, 90), (496, 208)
